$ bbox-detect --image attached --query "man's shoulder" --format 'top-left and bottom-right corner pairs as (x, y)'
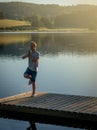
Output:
(35, 51), (40, 55)
(33, 51), (40, 57)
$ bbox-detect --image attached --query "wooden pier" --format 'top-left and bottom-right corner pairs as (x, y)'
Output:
(0, 91), (97, 128)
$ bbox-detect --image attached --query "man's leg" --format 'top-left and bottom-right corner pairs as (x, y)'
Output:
(24, 74), (30, 79)
(31, 71), (37, 96)
(24, 68), (31, 80)
(31, 82), (36, 96)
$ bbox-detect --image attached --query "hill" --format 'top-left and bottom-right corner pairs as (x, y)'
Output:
(0, 2), (97, 19)
(0, 2), (65, 19)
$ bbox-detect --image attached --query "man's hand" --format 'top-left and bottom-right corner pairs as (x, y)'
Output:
(22, 56), (25, 59)
(22, 51), (29, 59)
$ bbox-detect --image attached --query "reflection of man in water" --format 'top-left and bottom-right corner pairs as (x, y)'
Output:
(27, 121), (37, 130)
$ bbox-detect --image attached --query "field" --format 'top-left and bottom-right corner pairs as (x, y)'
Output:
(0, 19), (31, 28)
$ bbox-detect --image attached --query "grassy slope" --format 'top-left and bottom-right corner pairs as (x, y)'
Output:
(0, 19), (31, 28)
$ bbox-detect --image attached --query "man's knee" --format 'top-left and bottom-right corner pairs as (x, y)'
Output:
(24, 74), (29, 78)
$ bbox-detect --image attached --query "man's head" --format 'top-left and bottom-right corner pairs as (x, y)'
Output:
(30, 41), (37, 50)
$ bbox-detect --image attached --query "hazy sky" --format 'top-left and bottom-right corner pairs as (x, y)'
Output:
(0, 0), (97, 6)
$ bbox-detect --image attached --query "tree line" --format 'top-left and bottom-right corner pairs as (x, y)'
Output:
(25, 11), (97, 30)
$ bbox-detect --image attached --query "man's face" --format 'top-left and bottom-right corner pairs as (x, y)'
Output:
(30, 43), (35, 50)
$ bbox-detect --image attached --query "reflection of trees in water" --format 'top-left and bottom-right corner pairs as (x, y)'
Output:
(37, 33), (97, 56)
(0, 34), (31, 44)
(0, 42), (28, 57)
(1, 33), (97, 57)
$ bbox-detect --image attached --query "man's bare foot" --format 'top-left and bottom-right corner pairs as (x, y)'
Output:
(28, 79), (32, 85)
(31, 93), (35, 97)
(31, 93), (37, 97)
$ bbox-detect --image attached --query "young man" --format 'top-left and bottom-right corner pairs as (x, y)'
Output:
(22, 41), (40, 97)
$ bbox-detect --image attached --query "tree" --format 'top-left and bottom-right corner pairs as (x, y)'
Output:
(32, 15), (39, 27)
(40, 16), (52, 28)
(0, 12), (4, 19)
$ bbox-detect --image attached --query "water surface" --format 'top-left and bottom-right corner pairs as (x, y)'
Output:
(0, 32), (97, 129)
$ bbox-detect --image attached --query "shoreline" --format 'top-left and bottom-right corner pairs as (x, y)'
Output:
(0, 29), (96, 34)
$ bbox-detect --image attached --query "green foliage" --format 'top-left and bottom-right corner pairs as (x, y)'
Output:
(28, 15), (39, 27)
(54, 11), (97, 28)
(0, 12), (4, 19)
(40, 17), (52, 28)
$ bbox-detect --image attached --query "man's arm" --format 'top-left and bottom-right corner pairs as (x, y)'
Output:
(22, 51), (29, 59)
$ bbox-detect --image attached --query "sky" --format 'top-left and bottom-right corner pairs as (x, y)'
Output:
(0, 0), (97, 6)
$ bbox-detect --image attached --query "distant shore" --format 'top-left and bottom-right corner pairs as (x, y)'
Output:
(0, 19), (96, 33)
(0, 29), (96, 34)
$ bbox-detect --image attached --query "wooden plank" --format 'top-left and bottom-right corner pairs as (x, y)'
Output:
(74, 99), (97, 113)
(48, 95), (87, 110)
(0, 91), (45, 103)
(60, 97), (96, 112)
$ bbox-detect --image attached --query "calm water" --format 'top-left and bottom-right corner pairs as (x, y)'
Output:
(0, 32), (97, 129)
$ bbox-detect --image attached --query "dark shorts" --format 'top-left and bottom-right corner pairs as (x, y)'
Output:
(24, 67), (37, 82)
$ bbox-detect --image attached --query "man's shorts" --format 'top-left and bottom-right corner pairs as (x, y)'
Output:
(24, 67), (37, 82)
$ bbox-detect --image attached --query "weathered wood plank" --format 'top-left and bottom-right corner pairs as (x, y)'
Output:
(0, 92), (44, 103)
(61, 97), (96, 112)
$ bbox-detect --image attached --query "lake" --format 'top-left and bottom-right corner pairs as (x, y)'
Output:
(0, 32), (97, 129)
